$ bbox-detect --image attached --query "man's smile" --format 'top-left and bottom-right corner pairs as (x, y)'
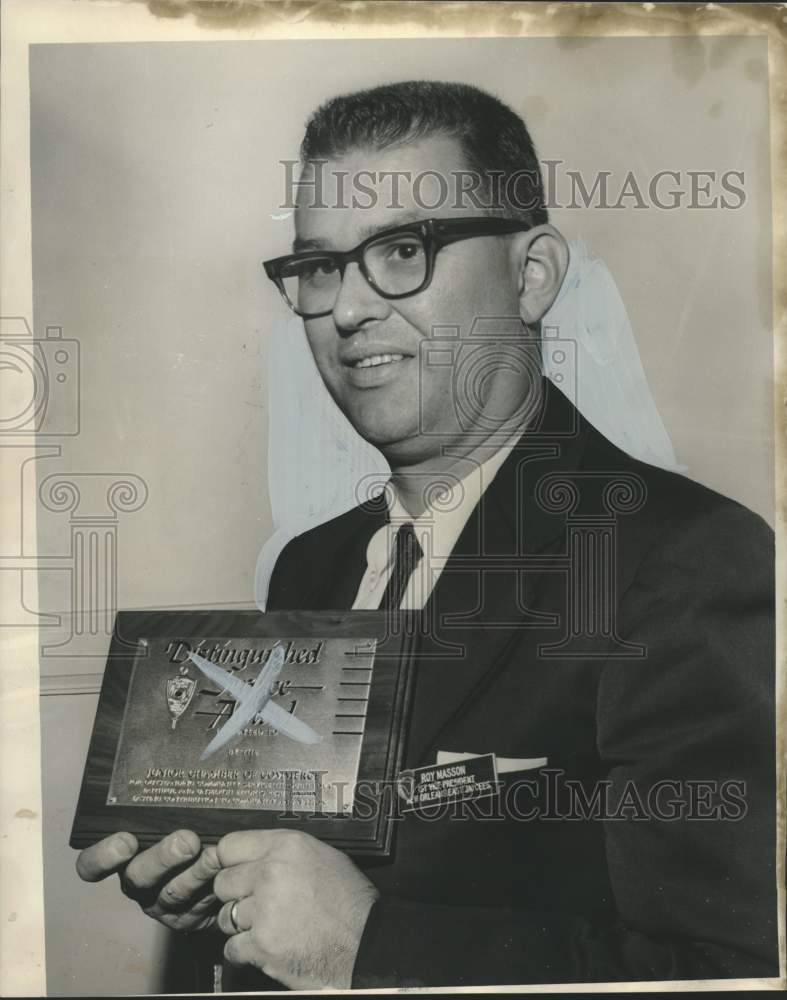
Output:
(338, 340), (415, 388)
(342, 351), (413, 388)
(352, 353), (405, 369)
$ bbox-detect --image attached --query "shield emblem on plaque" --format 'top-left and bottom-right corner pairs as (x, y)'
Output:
(166, 673), (196, 730)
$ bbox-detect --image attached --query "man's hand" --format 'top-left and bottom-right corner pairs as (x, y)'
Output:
(75, 830), (222, 931)
(214, 829), (379, 989)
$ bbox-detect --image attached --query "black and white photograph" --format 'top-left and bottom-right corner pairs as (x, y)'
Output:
(0, 1), (783, 995)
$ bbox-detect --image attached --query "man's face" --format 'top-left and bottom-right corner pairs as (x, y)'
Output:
(294, 136), (532, 466)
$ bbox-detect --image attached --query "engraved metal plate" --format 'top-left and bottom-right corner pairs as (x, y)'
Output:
(107, 636), (376, 814)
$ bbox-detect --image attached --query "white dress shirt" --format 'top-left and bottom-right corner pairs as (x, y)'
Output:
(352, 428), (524, 611)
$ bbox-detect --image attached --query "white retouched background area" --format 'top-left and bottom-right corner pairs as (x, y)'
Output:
(27, 36), (772, 994)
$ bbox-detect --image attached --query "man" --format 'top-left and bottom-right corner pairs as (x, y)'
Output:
(76, 81), (778, 989)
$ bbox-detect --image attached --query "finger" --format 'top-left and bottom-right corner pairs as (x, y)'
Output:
(155, 845), (221, 911)
(224, 929), (262, 969)
(217, 896), (252, 936)
(150, 888), (221, 933)
(217, 829), (279, 868)
(214, 859), (267, 903)
(187, 891), (221, 916)
(122, 829), (200, 895)
(76, 833), (138, 883)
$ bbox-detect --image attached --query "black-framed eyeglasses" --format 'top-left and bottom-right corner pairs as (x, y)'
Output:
(263, 216), (532, 319)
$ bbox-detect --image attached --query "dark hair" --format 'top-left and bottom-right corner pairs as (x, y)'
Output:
(300, 80), (548, 226)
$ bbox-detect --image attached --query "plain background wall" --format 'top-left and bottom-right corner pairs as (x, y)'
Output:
(29, 37), (773, 994)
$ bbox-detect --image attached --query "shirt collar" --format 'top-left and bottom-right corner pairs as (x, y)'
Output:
(365, 423), (525, 574)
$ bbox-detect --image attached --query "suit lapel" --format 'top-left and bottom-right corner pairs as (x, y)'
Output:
(298, 497), (389, 610)
(407, 380), (590, 764)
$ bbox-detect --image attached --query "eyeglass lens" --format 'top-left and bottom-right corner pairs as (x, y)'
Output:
(279, 229), (428, 316)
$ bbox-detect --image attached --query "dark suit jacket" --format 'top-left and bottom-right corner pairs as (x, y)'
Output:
(266, 380), (778, 987)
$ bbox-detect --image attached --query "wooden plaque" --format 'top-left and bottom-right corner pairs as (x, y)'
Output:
(70, 610), (417, 857)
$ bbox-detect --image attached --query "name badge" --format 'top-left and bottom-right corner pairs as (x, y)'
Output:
(397, 753), (498, 812)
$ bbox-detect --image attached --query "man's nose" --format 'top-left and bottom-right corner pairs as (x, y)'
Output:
(332, 262), (392, 333)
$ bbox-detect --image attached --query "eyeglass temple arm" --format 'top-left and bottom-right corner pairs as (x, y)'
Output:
(432, 218), (531, 247)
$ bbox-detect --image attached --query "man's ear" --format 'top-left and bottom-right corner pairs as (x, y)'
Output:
(509, 225), (569, 325)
